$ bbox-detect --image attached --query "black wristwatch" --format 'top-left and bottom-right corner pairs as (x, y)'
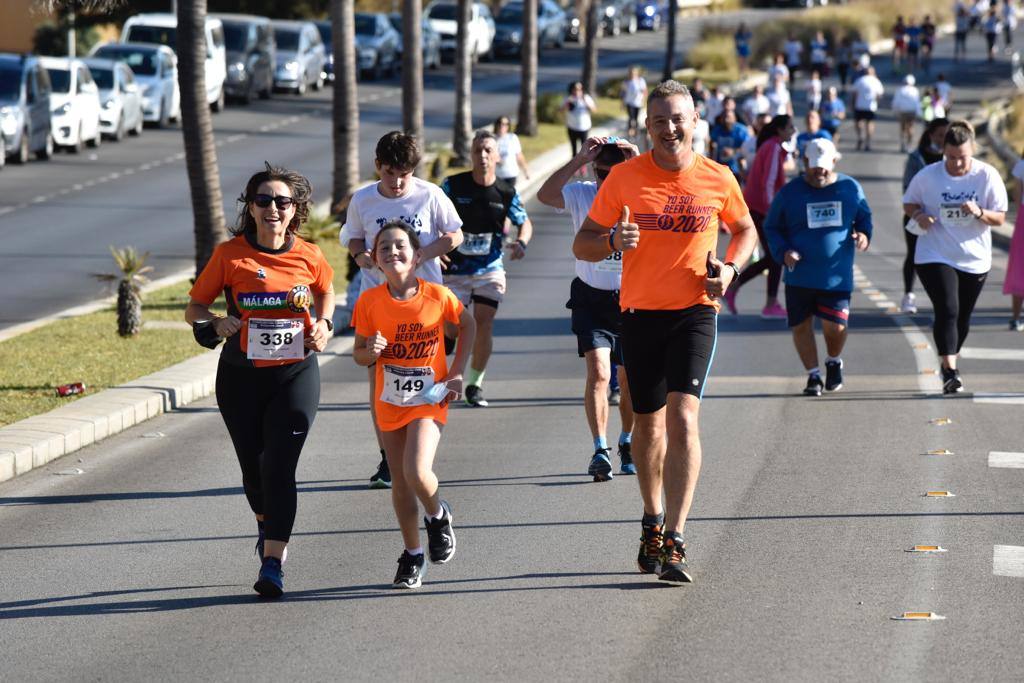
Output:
(724, 261), (740, 279)
(319, 317), (334, 332)
(516, 239), (528, 251)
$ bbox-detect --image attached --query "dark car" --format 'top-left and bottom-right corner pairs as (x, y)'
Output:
(0, 53), (54, 164)
(635, 0), (666, 31)
(214, 14), (275, 103)
(355, 13), (401, 81)
(493, 0), (567, 57)
(388, 14), (442, 70)
(313, 21), (334, 83)
(601, 0), (638, 36)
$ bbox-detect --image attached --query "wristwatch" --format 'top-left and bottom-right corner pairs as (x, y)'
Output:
(318, 317), (334, 332)
(724, 261), (740, 279)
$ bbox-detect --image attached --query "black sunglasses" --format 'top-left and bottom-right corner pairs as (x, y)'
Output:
(252, 193), (295, 209)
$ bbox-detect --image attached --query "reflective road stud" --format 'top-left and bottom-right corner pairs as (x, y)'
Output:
(906, 545), (948, 553)
(921, 368), (939, 375)
(929, 417), (953, 426)
(891, 612), (946, 621)
(924, 491), (956, 498)
(924, 449), (954, 455)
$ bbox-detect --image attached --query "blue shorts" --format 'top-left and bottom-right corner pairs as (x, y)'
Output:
(785, 285), (851, 327)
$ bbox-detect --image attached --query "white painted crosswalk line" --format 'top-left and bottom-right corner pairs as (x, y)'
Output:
(959, 347), (1024, 362)
(993, 546), (1024, 578)
(988, 452), (1024, 468)
(974, 393), (1024, 405)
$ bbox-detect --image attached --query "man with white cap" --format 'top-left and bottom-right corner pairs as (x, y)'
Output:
(762, 138), (873, 396)
(892, 74), (922, 153)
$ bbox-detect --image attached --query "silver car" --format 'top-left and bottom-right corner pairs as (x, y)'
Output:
(83, 57), (144, 141)
(355, 13), (400, 81)
(272, 20), (326, 95)
(90, 43), (180, 127)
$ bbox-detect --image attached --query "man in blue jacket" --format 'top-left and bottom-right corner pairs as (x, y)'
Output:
(763, 138), (872, 396)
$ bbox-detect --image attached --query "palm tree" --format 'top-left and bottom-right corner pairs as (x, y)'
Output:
(517, 0), (538, 136)
(451, 0), (473, 166)
(663, 0), (679, 82)
(581, 0), (600, 96)
(94, 246), (153, 337)
(329, 1), (360, 213)
(401, 0), (424, 149)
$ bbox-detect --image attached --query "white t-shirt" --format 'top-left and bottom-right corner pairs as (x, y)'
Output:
(565, 94), (596, 132)
(936, 81), (952, 107)
(892, 85), (921, 114)
(853, 74), (884, 111)
(784, 40), (803, 67)
(742, 94), (770, 123)
(496, 132), (522, 180)
(692, 118), (710, 156)
(704, 93), (724, 124)
(343, 177), (463, 293)
(767, 87), (791, 116)
(622, 76), (647, 109)
(902, 158), (1009, 273)
(560, 181), (622, 291)
(768, 63), (790, 83)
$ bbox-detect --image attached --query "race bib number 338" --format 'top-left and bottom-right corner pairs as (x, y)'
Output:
(247, 318), (304, 360)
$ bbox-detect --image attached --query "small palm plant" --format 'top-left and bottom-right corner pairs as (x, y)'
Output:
(299, 211), (340, 245)
(94, 246), (153, 337)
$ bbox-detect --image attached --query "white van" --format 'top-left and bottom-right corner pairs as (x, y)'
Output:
(121, 12), (226, 112)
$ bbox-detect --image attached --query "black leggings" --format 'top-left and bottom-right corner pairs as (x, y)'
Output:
(916, 262), (988, 356)
(216, 355), (320, 543)
(732, 211), (781, 300)
(902, 217), (918, 294)
(568, 128), (588, 157)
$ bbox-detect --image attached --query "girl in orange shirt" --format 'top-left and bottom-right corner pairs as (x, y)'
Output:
(353, 220), (476, 589)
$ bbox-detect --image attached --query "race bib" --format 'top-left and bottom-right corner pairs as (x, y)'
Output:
(595, 251), (623, 273)
(806, 201), (843, 229)
(458, 232), (494, 256)
(247, 318), (304, 360)
(381, 365), (435, 407)
(940, 202), (975, 227)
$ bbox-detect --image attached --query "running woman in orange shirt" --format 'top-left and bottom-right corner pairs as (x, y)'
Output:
(353, 220), (476, 589)
(574, 80), (758, 583)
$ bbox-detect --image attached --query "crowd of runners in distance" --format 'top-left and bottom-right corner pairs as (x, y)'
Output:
(183, 16), (1024, 597)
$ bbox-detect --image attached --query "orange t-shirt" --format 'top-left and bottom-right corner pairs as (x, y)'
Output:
(353, 279), (464, 432)
(189, 233), (334, 368)
(587, 152), (750, 311)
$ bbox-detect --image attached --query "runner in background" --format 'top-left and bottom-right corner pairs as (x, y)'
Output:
(565, 81), (597, 157)
(835, 36), (853, 94)
(892, 75), (922, 153)
(892, 15), (907, 73)
(852, 66), (884, 151)
(985, 7), (1002, 62)
(922, 15), (937, 72)
(820, 87), (847, 145)
(809, 31), (829, 80)
(955, 6), (970, 63)
(621, 67), (648, 141)
(494, 116), (530, 188)
(784, 34), (803, 84)
(735, 22), (753, 76)
(900, 117), (949, 314)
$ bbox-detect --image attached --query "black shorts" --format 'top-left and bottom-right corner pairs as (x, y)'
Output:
(567, 277), (622, 360)
(621, 305), (718, 413)
(785, 284), (851, 327)
(853, 109), (875, 122)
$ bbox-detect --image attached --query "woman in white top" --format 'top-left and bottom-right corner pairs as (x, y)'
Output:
(494, 116), (529, 187)
(852, 65), (884, 150)
(620, 67), (648, 138)
(903, 120), (1008, 393)
(891, 74), (921, 152)
(563, 81), (597, 157)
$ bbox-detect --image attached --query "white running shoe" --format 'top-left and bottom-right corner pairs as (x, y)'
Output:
(900, 293), (918, 314)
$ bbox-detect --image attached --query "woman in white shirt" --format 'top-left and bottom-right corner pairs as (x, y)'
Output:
(902, 120), (1008, 393)
(494, 116), (529, 187)
(891, 74), (921, 152)
(564, 81), (597, 157)
(620, 67), (648, 139)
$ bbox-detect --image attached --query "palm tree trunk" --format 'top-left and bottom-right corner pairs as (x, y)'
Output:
(663, 0), (679, 83)
(581, 0), (600, 96)
(177, 0), (226, 277)
(517, 0), (538, 136)
(401, 0), (424, 146)
(452, 0), (473, 166)
(330, 0), (359, 213)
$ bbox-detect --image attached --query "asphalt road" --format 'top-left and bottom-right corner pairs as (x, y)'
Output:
(1, 22), (1023, 683)
(0, 8), (783, 334)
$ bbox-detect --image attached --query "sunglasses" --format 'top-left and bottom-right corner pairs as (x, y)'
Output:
(252, 194), (295, 210)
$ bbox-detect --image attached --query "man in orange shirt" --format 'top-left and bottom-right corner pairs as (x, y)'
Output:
(574, 80), (757, 583)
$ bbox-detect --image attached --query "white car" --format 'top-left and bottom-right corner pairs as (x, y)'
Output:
(425, 1), (496, 62)
(121, 12), (227, 112)
(90, 43), (180, 127)
(84, 57), (144, 141)
(40, 56), (101, 153)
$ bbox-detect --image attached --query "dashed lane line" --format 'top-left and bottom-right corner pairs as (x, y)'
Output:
(993, 545), (1024, 578)
(988, 451), (1024, 468)
(973, 392), (1024, 405)
(959, 347), (1024, 362)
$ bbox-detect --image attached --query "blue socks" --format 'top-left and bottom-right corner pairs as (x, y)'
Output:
(619, 432), (632, 446)
(594, 435), (608, 451)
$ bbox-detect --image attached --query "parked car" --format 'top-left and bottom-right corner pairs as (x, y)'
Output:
(564, 7), (582, 42)
(601, 0), (638, 36)
(83, 57), (143, 140)
(388, 14), (443, 70)
(214, 14), (275, 103)
(636, 0), (666, 31)
(493, 0), (566, 57)
(40, 56), (102, 153)
(313, 21), (334, 83)
(0, 53), (54, 163)
(121, 12), (226, 112)
(90, 43), (180, 127)
(425, 1), (495, 62)
(354, 13), (401, 80)
(272, 20), (326, 95)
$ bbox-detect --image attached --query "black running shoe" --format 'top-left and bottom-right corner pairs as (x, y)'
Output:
(464, 384), (489, 407)
(254, 556), (284, 598)
(588, 448), (613, 482)
(825, 359), (843, 392)
(393, 551), (426, 589)
(803, 374), (824, 396)
(658, 532), (693, 583)
(942, 367), (964, 394)
(619, 442), (636, 475)
(637, 518), (664, 574)
(425, 500), (456, 564)
(369, 452), (391, 489)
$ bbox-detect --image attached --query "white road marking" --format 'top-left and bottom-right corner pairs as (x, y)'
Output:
(0, 207), (14, 216)
(960, 347), (1024, 361)
(974, 393), (1024, 405)
(32, 196), (47, 203)
(988, 451), (1024, 468)
(993, 545), (1024, 577)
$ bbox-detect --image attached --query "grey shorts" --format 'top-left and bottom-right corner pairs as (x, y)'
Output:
(444, 270), (507, 308)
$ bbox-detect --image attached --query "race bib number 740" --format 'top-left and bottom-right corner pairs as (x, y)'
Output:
(806, 201), (843, 229)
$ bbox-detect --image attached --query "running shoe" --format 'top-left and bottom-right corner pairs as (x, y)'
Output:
(369, 452), (392, 489)
(465, 384), (489, 407)
(659, 533), (693, 583)
(942, 367), (964, 394)
(609, 388), (621, 406)
(900, 292), (918, 314)
(825, 359), (844, 392)
(723, 289), (738, 315)
(619, 442), (636, 475)
(803, 373), (824, 396)
(253, 556), (284, 598)
(425, 500), (457, 563)
(637, 518), (664, 574)
(761, 302), (787, 319)
(588, 448), (613, 482)
(1011, 319), (1024, 332)
(393, 551), (426, 589)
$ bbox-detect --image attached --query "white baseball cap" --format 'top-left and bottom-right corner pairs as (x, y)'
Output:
(805, 138), (840, 171)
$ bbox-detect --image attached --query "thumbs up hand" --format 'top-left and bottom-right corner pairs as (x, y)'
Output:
(614, 205), (640, 251)
(367, 330), (388, 360)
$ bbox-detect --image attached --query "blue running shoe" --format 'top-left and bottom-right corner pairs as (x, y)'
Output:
(618, 442), (636, 475)
(254, 556), (284, 598)
(588, 448), (613, 482)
